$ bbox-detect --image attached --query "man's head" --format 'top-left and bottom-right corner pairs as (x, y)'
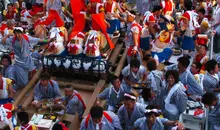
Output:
(40, 73), (51, 87)
(17, 112), (29, 125)
(177, 56), (190, 70)
(1, 54), (12, 67)
(126, 11), (136, 23)
(141, 88), (155, 102)
(64, 84), (74, 97)
(152, 5), (162, 17)
(7, 3), (14, 12)
(6, 20), (14, 29)
(205, 59), (218, 74)
(13, 27), (24, 41)
(190, 62), (202, 74)
(202, 92), (218, 107)
(124, 93), (136, 112)
(184, 0), (193, 10)
(146, 58), (157, 71)
(90, 106), (103, 124)
(197, 8), (205, 19)
(145, 106), (160, 124)
(198, 44), (208, 55)
(130, 58), (140, 73)
(109, 75), (121, 91)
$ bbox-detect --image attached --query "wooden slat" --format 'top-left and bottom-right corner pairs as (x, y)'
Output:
(13, 67), (43, 106)
(62, 114), (76, 122)
(57, 81), (96, 91)
(82, 80), (106, 118)
(114, 49), (127, 77)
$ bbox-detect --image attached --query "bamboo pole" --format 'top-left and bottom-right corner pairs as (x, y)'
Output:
(114, 49), (127, 77)
(22, 89), (35, 109)
(82, 80), (106, 118)
(13, 67), (43, 106)
(109, 43), (123, 70)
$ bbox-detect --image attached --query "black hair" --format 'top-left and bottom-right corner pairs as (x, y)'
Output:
(0, 66), (3, 75)
(17, 112), (29, 124)
(109, 75), (119, 85)
(178, 56), (190, 68)
(90, 106), (103, 119)
(130, 58), (140, 68)
(7, 3), (13, 7)
(52, 123), (63, 130)
(141, 88), (152, 102)
(1, 54), (12, 65)
(40, 72), (51, 80)
(193, 62), (202, 72)
(146, 58), (157, 71)
(65, 84), (74, 90)
(165, 70), (179, 84)
(129, 10), (136, 16)
(184, 0), (193, 10)
(205, 59), (218, 73)
(124, 93), (136, 101)
(26, 2), (33, 10)
(201, 92), (217, 106)
(198, 8), (206, 15)
(200, 44), (208, 51)
(13, 29), (23, 34)
(152, 5), (163, 12)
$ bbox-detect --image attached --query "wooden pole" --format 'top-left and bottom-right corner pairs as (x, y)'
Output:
(13, 67), (43, 106)
(114, 48), (127, 77)
(82, 80), (106, 118)
(109, 43), (123, 70)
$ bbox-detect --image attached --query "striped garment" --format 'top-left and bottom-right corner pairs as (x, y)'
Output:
(203, 72), (219, 96)
(209, 100), (220, 130)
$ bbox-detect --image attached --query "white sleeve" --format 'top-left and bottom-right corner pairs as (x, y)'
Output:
(131, 26), (140, 34)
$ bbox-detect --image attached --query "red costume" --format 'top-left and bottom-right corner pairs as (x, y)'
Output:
(160, 0), (174, 16)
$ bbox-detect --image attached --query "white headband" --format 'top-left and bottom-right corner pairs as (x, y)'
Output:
(14, 27), (24, 32)
(124, 93), (136, 100)
(145, 109), (161, 114)
(126, 11), (135, 18)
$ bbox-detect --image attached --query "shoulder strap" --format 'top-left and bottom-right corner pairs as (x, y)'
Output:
(85, 115), (91, 129)
(103, 111), (112, 123)
(74, 91), (86, 109)
(49, 80), (54, 87)
(131, 23), (142, 33)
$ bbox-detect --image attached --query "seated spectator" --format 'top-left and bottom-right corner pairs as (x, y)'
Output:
(80, 106), (122, 130)
(14, 112), (37, 130)
(121, 58), (147, 93)
(31, 73), (61, 109)
(160, 70), (187, 123)
(117, 93), (145, 130)
(194, 44), (208, 74)
(57, 84), (86, 119)
(0, 66), (14, 104)
(1, 54), (29, 91)
(203, 59), (220, 96)
(202, 92), (220, 130)
(133, 106), (185, 130)
(96, 75), (125, 112)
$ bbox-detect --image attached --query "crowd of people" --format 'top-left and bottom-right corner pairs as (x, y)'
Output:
(0, 0), (219, 129)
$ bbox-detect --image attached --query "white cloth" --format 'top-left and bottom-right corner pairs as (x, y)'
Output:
(164, 83), (182, 115)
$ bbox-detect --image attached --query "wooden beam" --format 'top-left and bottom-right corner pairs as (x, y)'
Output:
(57, 81), (96, 91)
(13, 68), (43, 106)
(82, 80), (106, 118)
(62, 114), (76, 122)
(114, 49), (127, 77)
